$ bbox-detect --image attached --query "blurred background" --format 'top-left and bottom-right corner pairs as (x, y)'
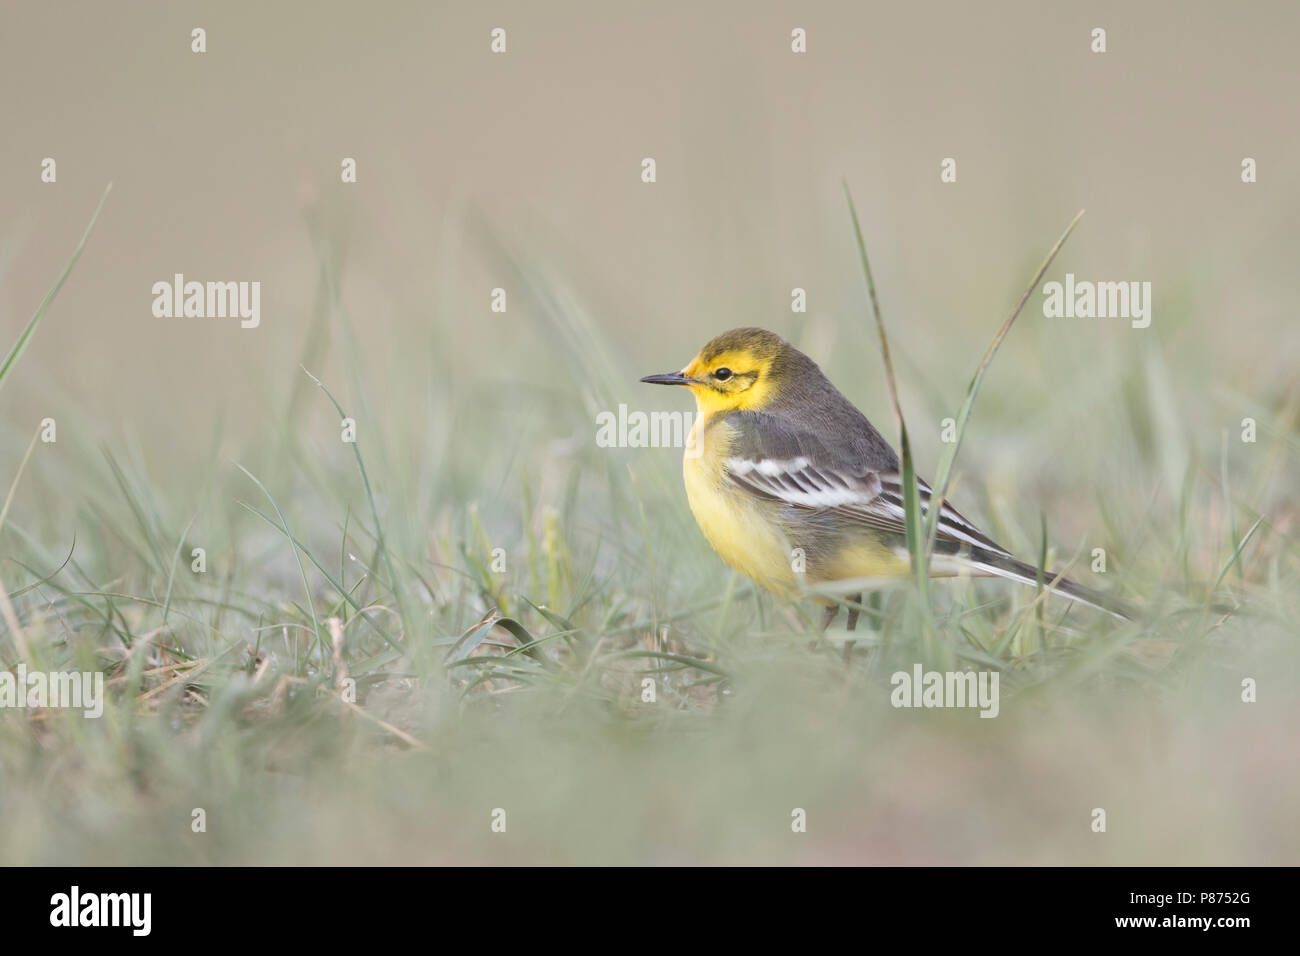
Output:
(1, 1), (1297, 864)
(3, 1), (1296, 475)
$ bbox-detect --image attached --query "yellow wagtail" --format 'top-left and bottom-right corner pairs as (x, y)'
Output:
(641, 327), (1131, 628)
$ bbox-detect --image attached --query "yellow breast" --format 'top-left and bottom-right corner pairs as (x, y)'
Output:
(682, 415), (799, 597)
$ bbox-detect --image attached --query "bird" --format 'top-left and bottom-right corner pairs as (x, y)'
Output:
(640, 327), (1132, 629)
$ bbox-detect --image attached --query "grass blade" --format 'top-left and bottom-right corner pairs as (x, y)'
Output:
(235, 463), (321, 643)
(843, 180), (935, 646)
(923, 210), (1085, 554)
(300, 366), (414, 653)
(0, 183), (112, 393)
(0, 426), (40, 539)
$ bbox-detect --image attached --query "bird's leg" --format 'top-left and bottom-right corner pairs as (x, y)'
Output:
(842, 593), (863, 665)
(809, 603), (839, 651)
(845, 593), (862, 632)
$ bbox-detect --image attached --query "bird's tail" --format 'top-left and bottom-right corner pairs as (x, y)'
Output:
(956, 546), (1136, 622)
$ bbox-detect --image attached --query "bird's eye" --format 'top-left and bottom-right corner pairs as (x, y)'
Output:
(713, 367), (733, 381)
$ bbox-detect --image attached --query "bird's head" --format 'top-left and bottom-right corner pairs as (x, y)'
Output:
(640, 327), (794, 414)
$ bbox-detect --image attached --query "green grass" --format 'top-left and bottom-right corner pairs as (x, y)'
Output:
(1, 192), (1297, 865)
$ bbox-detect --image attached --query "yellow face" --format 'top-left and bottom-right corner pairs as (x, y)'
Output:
(679, 348), (776, 415)
(641, 328), (790, 416)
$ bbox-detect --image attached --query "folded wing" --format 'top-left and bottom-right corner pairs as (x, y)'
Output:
(719, 410), (1010, 557)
